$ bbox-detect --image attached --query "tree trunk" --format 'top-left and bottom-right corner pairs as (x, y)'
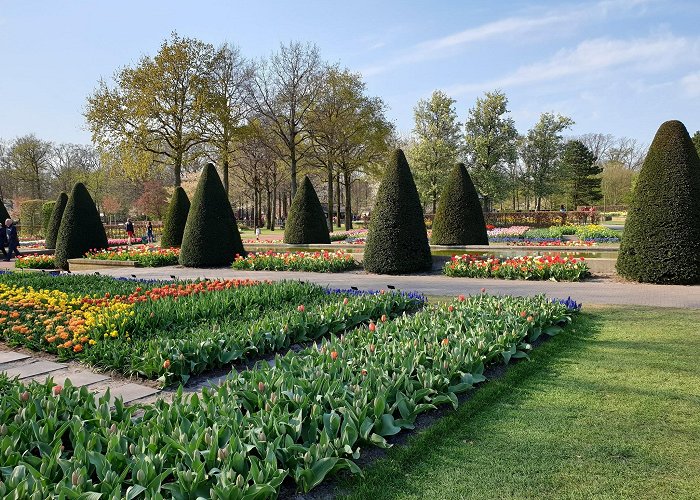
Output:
(336, 173), (341, 231)
(266, 189), (272, 230)
(174, 154), (182, 187)
(290, 138), (297, 197)
(327, 168), (334, 231)
(223, 159), (229, 195)
(343, 170), (353, 230)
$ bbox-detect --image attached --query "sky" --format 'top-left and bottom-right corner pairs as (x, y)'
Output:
(1, 0), (699, 147)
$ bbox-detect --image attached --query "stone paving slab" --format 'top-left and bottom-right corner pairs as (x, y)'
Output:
(3, 360), (67, 380)
(0, 351), (30, 365)
(95, 383), (160, 405)
(31, 371), (110, 388)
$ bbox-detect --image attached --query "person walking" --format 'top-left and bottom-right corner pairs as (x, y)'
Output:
(0, 219), (8, 260)
(125, 218), (135, 245)
(5, 219), (20, 261)
(146, 220), (154, 243)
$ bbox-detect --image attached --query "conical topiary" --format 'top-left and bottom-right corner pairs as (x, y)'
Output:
(284, 176), (331, 244)
(431, 163), (488, 245)
(0, 198), (10, 224)
(179, 163), (245, 267)
(616, 120), (700, 284)
(363, 149), (432, 274)
(161, 186), (191, 248)
(44, 192), (68, 250)
(54, 183), (108, 270)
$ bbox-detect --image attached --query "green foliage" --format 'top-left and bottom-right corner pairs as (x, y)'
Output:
(562, 140), (602, 208)
(464, 90), (519, 211)
(284, 176), (331, 244)
(54, 183), (108, 270)
(409, 90), (463, 212)
(364, 149), (432, 274)
(179, 163), (245, 267)
(41, 201), (55, 235)
(617, 120), (700, 284)
(431, 163), (488, 245)
(19, 199), (46, 237)
(44, 193), (68, 250)
(160, 186), (190, 248)
(520, 112), (574, 211)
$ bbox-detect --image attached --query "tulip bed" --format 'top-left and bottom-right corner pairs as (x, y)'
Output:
(83, 246), (180, 267)
(0, 293), (579, 498)
(444, 254), (591, 281)
(0, 273), (421, 384)
(13, 254), (56, 270)
(231, 250), (357, 273)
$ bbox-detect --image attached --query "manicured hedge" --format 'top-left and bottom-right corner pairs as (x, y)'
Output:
(19, 199), (46, 237)
(161, 186), (190, 248)
(179, 163), (245, 267)
(431, 163), (488, 245)
(0, 198), (9, 223)
(616, 120), (700, 284)
(363, 149), (432, 274)
(284, 176), (330, 244)
(41, 201), (55, 235)
(54, 183), (108, 270)
(44, 193), (68, 250)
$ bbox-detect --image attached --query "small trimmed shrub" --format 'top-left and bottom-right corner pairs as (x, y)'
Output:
(179, 163), (245, 267)
(431, 163), (488, 245)
(161, 186), (190, 248)
(44, 193), (68, 249)
(284, 176), (330, 244)
(616, 120), (700, 284)
(54, 183), (108, 270)
(41, 201), (55, 235)
(363, 149), (432, 274)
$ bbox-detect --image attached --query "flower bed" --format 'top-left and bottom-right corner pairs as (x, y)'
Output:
(0, 293), (578, 497)
(330, 228), (368, 242)
(232, 250), (357, 272)
(14, 254), (56, 269)
(0, 274), (421, 384)
(84, 247), (179, 267)
(444, 254), (590, 281)
(487, 225), (530, 238)
(503, 239), (596, 247)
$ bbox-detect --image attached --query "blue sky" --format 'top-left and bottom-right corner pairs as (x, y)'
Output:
(1, 0), (699, 146)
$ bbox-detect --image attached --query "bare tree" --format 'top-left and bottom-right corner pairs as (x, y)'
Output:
(247, 41), (324, 197)
(5, 134), (53, 199)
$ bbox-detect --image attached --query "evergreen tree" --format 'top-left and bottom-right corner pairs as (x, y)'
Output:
(432, 163), (488, 245)
(284, 176), (330, 244)
(54, 183), (108, 270)
(616, 120), (700, 284)
(0, 198), (10, 224)
(179, 163), (245, 267)
(363, 149), (432, 274)
(161, 186), (191, 248)
(562, 140), (602, 208)
(44, 192), (68, 250)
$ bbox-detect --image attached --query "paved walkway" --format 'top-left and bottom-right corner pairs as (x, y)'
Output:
(0, 350), (159, 404)
(76, 265), (700, 308)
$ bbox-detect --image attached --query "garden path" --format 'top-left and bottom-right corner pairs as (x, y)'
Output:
(76, 266), (700, 308)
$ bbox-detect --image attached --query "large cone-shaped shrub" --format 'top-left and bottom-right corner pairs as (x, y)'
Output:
(161, 186), (190, 248)
(44, 192), (68, 249)
(364, 149), (432, 274)
(431, 163), (488, 245)
(616, 120), (700, 284)
(0, 198), (10, 224)
(179, 163), (245, 267)
(54, 183), (108, 270)
(284, 176), (330, 244)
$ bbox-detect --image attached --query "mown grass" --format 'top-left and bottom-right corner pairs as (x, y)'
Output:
(340, 306), (700, 499)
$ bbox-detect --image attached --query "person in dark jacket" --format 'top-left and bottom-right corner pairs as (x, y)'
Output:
(4, 218), (20, 261)
(0, 219), (7, 260)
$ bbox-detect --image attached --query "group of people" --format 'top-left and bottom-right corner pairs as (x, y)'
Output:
(124, 218), (155, 244)
(0, 218), (20, 261)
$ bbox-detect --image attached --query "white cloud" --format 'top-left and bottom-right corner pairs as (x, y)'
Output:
(681, 71), (700, 97)
(360, 0), (655, 76)
(444, 34), (698, 95)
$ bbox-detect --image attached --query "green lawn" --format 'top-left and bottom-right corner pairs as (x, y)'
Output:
(340, 306), (700, 499)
